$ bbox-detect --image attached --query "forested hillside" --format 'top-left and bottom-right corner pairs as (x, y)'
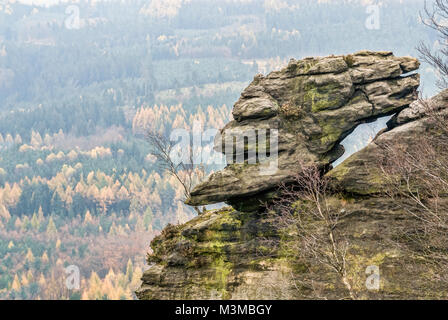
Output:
(0, 0), (439, 299)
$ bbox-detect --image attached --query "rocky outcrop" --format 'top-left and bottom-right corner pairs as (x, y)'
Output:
(136, 199), (447, 300)
(328, 89), (448, 195)
(137, 53), (448, 300)
(186, 51), (419, 211)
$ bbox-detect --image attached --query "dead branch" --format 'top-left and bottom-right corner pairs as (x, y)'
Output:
(146, 130), (205, 215)
(379, 95), (448, 284)
(268, 162), (355, 299)
(418, 0), (448, 89)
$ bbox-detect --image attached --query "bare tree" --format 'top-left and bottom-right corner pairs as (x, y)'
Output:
(379, 97), (448, 284)
(268, 162), (355, 299)
(146, 130), (205, 215)
(418, 0), (448, 89)
(404, 1), (448, 277)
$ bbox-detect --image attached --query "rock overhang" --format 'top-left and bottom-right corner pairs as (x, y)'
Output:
(186, 51), (420, 210)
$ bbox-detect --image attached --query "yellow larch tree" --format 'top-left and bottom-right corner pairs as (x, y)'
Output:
(46, 217), (57, 236)
(11, 274), (21, 291)
(25, 248), (34, 263)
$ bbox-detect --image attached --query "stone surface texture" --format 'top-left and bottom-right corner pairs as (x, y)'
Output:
(137, 53), (448, 300)
(186, 51), (420, 209)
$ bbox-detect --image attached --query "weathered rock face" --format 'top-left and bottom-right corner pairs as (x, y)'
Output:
(328, 89), (448, 195)
(137, 52), (448, 300)
(137, 87), (448, 300)
(186, 51), (419, 210)
(136, 201), (447, 300)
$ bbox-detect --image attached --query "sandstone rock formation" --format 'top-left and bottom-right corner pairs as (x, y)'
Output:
(186, 51), (420, 211)
(137, 53), (448, 300)
(328, 89), (448, 195)
(136, 200), (447, 300)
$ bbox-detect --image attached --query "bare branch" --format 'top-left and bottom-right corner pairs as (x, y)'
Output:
(267, 162), (355, 299)
(418, 0), (448, 89)
(379, 95), (448, 284)
(146, 130), (206, 216)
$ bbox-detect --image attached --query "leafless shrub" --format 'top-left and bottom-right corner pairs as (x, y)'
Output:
(379, 97), (448, 283)
(418, 0), (448, 89)
(146, 130), (205, 215)
(267, 162), (355, 299)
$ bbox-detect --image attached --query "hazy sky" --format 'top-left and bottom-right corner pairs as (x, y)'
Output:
(2, 0), (411, 7)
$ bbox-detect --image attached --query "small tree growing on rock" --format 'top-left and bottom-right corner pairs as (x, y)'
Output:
(378, 0), (448, 282)
(418, 0), (448, 89)
(379, 97), (448, 284)
(268, 162), (355, 299)
(146, 130), (206, 216)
